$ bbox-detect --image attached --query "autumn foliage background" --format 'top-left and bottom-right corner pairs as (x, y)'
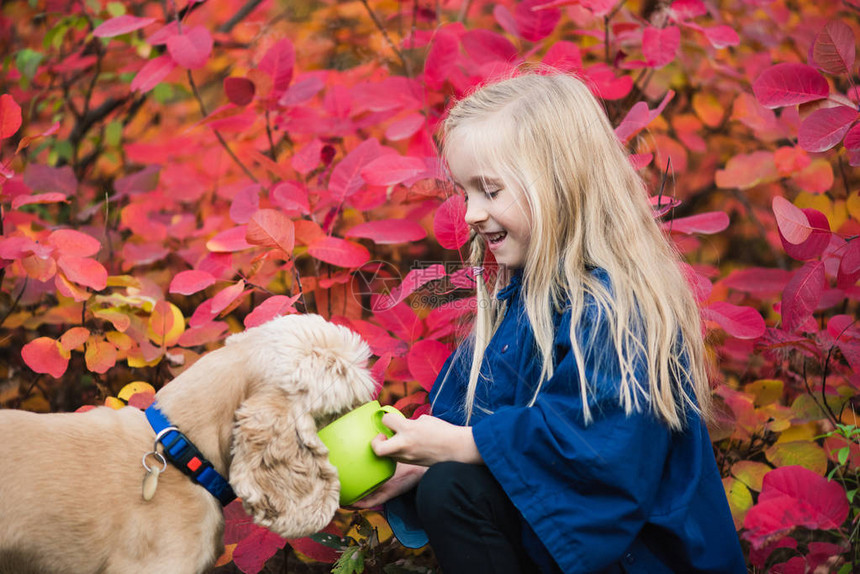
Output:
(1, 0), (859, 571)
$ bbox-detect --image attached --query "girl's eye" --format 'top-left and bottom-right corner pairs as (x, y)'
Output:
(484, 189), (500, 199)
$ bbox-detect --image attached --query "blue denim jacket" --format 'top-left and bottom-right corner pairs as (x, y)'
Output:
(388, 270), (746, 573)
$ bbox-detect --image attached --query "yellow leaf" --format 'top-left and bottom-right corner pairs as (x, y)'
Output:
(776, 421), (819, 444)
(106, 275), (141, 288)
(745, 379), (783, 407)
(692, 92), (723, 128)
(106, 331), (135, 351)
(765, 440), (828, 475)
(759, 403), (793, 432)
(117, 381), (155, 402)
(847, 190), (860, 220)
(795, 192), (848, 231)
(731, 460), (771, 491)
(147, 301), (186, 347)
(722, 477), (752, 530)
(104, 396), (125, 410)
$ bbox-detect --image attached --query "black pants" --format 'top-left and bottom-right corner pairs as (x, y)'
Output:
(415, 461), (541, 574)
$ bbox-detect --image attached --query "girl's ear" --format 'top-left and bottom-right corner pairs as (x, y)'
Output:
(229, 386), (340, 538)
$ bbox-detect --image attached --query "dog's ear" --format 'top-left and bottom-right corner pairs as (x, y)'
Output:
(229, 386), (339, 538)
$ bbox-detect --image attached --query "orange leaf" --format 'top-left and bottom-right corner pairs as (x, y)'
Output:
(85, 340), (118, 374)
(59, 326), (91, 352)
(246, 209), (295, 254)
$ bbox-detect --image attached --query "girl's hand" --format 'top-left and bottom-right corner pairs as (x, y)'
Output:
(370, 414), (483, 467)
(349, 462), (427, 508)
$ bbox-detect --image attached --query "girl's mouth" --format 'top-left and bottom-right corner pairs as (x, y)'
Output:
(487, 231), (507, 245)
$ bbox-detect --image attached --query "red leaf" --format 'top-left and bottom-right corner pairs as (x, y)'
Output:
(837, 239), (860, 289)
(642, 25), (680, 68)
(374, 301), (424, 342)
(307, 236), (370, 268)
(47, 229), (101, 257)
(407, 339), (451, 391)
(210, 280), (246, 315)
(232, 526), (286, 574)
(291, 139), (324, 175)
(781, 208), (830, 261)
(0, 94), (22, 139)
(583, 63), (633, 100)
(703, 25), (740, 49)
(246, 209), (295, 254)
(271, 181), (310, 215)
(360, 154), (427, 186)
(743, 466), (849, 549)
(723, 267), (793, 297)
(22, 337), (69, 378)
(258, 38), (295, 101)
(773, 196), (812, 245)
(285, 522), (343, 564)
(542, 41), (582, 72)
(224, 77), (256, 106)
(11, 192), (68, 210)
(433, 195), (469, 250)
(131, 54), (177, 93)
(702, 302), (766, 339)
(206, 226), (251, 252)
(798, 106), (857, 152)
(781, 262), (825, 332)
(812, 20), (856, 75)
(329, 138), (383, 202)
(753, 63), (829, 109)
(169, 270), (216, 295)
(372, 264), (447, 311)
(56, 256), (107, 291)
(461, 29), (518, 66)
(385, 113), (425, 141)
(244, 294), (301, 328)
(230, 184), (261, 224)
(346, 219), (427, 245)
(844, 123), (860, 151)
(514, 0), (561, 42)
(166, 26), (212, 70)
(92, 15), (157, 38)
(666, 211), (730, 234)
(424, 28), (459, 89)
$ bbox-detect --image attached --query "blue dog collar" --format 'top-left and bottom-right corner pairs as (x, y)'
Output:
(145, 402), (236, 506)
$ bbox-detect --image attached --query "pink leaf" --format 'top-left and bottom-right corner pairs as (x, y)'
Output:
(844, 123), (860, 151)
(60, 327), (90, 352)
(773, 196), (812, 245)
(542, 41), (583, 72)
(781, 261), (825, 332)
(837, 239), (860, 289)
(372, 264), (447, 311)
(407, 339), (451, 391)
(22, 337), (69, 378)
(291, 139), (325, 174)
(753, 63), (829, 109)
(642, 25), (680, 68)
(246, 209), (295, 254)
(702, 302), (766, 339)
(47, 229), (101, 257)
(669, 0), (707, 20)
(224, 77), (255, 106)
(93, 15), (157, 38)
(812, 20), (856, 75)
(206, 226), (251, 252)
(232, 526), (287, 573)
(433, 195), (469, 250)
(131, 54), (177, 93)
(278, 75), (324, 107)
(425, 28), (459, 90)
(798, 106), (857, 152)
(666, 211), (730, 234)
(229, 184), (261, 224)
(244, 294), (301, 328)
(515, 0), (561, 42)
(169, 270), (216, 295)
(166, 26), (212, 70)
(178, 322), (228, 347)
(374, 301), (424, 342)
(56, 256), (107, 291)
(781, 208), (830, 261)
(329, 138), (382, 202)
(307, 236), (370, 268)
(346, 219), (427, 245)
(615, 90), (675, 143)
(210, 280), (246, 315)
(271, 181), (310, 214)
(258, 38), (296, 101)
(23, 163), (77, 194)
(11, 192), (68, 210)
(360, 154), (427, 186)
(385, 113), (425, 141)
(743, 466), (849, 549)
(493, 5), (519, 37)
(461, 29), (518, 66)
(703, 25), (740, 49)
(723, 267), (793, 297)
(0, 94), (22, 139)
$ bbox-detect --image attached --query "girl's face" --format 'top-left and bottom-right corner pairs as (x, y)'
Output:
(446, 134), (533, 270)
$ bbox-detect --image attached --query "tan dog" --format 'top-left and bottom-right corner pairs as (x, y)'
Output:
(0, 314), (377, 574)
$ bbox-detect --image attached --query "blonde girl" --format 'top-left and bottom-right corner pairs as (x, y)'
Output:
(355, 72), (745, 574)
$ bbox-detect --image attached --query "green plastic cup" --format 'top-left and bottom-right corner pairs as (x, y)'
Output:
(317, 400), (404, 505)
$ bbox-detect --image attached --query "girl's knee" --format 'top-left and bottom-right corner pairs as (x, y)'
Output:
(415, 462), (502, 525)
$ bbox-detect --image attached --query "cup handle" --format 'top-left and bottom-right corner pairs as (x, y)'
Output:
(374, 405), (404, 438)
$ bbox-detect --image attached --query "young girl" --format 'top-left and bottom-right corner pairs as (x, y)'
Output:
(354, 72), (746, 573)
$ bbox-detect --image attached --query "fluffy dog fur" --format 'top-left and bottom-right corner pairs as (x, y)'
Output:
(0, 314), (376, 574)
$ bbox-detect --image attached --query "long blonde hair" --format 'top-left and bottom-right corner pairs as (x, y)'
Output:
(439, 72), (710, 430)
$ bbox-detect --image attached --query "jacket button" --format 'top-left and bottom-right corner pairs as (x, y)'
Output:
(501, 344), (509, 353)
(624, 553), (634, 564)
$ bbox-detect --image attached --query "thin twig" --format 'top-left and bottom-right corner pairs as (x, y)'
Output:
(0, 278), (29, 330)
(218, 0), (265, 33)
(359, 0), (412, 76)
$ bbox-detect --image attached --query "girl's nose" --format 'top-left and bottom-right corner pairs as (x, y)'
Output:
(464, 199), (488, 226)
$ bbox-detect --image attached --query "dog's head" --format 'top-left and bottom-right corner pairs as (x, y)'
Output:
(226, 314), (376, 538)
